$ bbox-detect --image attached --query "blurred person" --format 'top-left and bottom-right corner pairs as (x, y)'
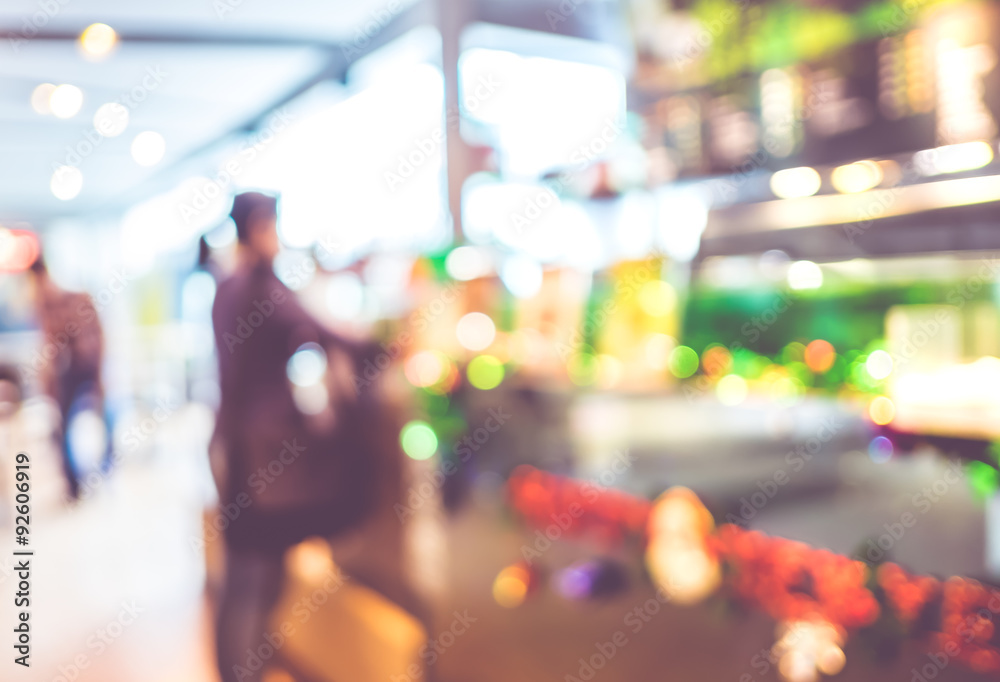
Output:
(0, 364), (70, 524)
(210, 192), (434, 682)
(0, 364), (21, 526)
(26, 254), (110, 501)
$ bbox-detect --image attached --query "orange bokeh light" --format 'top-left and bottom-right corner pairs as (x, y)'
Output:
(701, 345), (732, 377)
(804, 339), (836, 373)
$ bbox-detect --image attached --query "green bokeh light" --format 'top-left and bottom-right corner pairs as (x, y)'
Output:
(400, 421), (438, 460)
(966, 461), (1000, 501)
(669, 346), (700, 378)
(468, 355), (505, 390)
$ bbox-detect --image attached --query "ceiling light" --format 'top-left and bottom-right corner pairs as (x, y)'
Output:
(131, 131), (165, 166)
(915, 141), (994, 175)
(79, 23), (118, 59)
(831, 160), (883, 193)
(770, 167), (822, 199)
(31, 83), (55, 115)
(787, 260), (823, 290)
(50, 84), (83, 119)
(51, 166), (83, 200)
(94, 102), (129, 137)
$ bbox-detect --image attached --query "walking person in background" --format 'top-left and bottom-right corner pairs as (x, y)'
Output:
(26, 254), (110, 501)
(210, 191), (433, 682)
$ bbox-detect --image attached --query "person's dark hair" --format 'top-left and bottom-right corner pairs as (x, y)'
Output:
(230, 191), (278, 245)
(29, 252), (46, 275)
(0, 363), (22, 402)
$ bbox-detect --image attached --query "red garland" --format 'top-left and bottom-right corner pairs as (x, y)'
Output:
(507, 466), (650, 546)
(713, 524), (880, 630)
(506, 466), (1000, 674)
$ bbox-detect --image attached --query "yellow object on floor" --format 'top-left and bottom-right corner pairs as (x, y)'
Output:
(269, 541), (426, 682)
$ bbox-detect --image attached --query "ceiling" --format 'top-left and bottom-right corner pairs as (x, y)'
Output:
(0, 0), (630, 228)
(0, 0), (425, 225)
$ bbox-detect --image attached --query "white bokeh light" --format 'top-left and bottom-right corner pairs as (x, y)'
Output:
(50, 165), (83, 200)
(501, 254), (543, 299)
(456, 312), (496, 351)
(446, 245), (492, 281)
(866, 350), (893, 380)
(787, 260), (824, 290)
(94, 102), (129, 137)
(131, 131), (166, 166)
(287, 343), (328, 387)
(50, 84), (83, 119)
(31, 83), (55, 115)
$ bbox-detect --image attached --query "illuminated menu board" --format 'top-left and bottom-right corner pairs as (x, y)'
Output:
(642, 0), (1000, 177)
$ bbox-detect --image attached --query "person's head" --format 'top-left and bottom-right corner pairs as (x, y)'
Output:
(230, 191), (279, 263)
(0, 364), (22, 418)
(28, 252), (47, 280)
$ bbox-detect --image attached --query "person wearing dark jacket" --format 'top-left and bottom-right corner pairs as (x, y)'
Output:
(210, 192), (430, 682)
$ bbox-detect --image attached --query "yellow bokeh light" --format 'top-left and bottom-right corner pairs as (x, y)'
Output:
(817, 645), (846, 675)
(645, 487), (721, 606)
(492, 565), (530, 608)
(869, 396), (895, 425)
(717, 374), (748, 406)
(79, 23), (118, 59)
(638, 280), (676, 317)
(596, 354), (623, 389)
(831, 160), (883, 193)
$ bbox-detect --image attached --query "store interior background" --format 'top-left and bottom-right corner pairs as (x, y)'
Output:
(3, 0), (1000, 680)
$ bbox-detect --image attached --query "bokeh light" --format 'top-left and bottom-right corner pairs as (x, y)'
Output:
(131, 131), (166, 166)
(669, 346), (699, 378)
(0, 229), (40, 272)
(50, 165), (83, 200)
(50, 84), (84, 119)
(94, 102), (129, 137)
(79, 23), (119, 59)
(493, 563), (533, 608)
(787, 260), (823, 290)
(804, 339), (836, 373)
(400, 420), (438, 460)
(831, 160), (882, 193)
(467, 354), (504, 390)
(868, 396), (895, 425)
(445, 245), (491, 281)
(865, 350), (893, 380)
(702, 344), (732, 377)
(638, 280), (676, 317)
(717, 374), (748, 406)
(30, 83), (55, 115)
(868, 436), (893, 463)
(404, 351), (448, 388)
(456, 312), (496, 351)
(286, 343), (327, 387)
(770, 167), (821, 199)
